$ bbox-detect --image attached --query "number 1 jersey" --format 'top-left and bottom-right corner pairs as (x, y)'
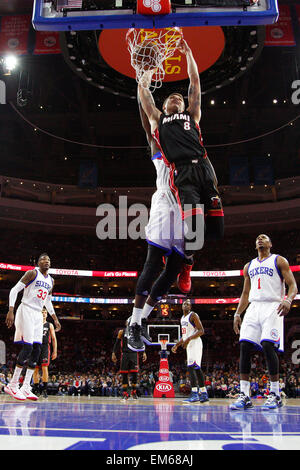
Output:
(248, 254), (285, 303)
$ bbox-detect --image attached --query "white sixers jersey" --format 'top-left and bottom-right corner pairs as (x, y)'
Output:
(151, 151), (173, 191)
(22, 268), (53, 312)
(248, 254), (285, 303)
(180, 312), (198, 341)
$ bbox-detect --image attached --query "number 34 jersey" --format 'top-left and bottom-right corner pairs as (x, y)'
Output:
(248, 254), (285, 303)
(22, 267), (54, 312)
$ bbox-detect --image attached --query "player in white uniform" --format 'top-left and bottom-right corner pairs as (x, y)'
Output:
(5, 253), (61, 401)
(230, 234), (297, 410)
(172, 299), (209, 403)
(127, 91), (186, 352)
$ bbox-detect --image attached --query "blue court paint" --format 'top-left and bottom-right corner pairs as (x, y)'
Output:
(0, 399), (300, 450)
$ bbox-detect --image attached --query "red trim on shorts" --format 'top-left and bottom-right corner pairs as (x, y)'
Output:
(206, 209), (224, 217)
(182, 207), (204, 220)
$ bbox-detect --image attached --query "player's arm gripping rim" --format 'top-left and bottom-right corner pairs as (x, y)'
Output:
(276, 256), (298, 317)
(137, 70), (161, 135)
(233, 262), (251, 335)
(178, 38), (201, 123)
(172, 312), (204, 353)
(6, 269), (36, 329)
(137, 89), (152, 146)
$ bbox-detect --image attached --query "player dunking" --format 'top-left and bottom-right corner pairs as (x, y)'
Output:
(32, 307), (58, 398)
(172, 299), (209, 403)
(5, 253), (61, 401)
(230, 234), (297, 410)
(127, 89), (186, 352)
(112, 317), (146, 400)
(137, 38), (224, 294)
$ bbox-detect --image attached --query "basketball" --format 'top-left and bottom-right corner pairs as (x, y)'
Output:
(132, 40), (159, 71)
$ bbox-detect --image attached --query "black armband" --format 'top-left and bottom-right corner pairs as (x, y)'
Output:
(113, 337), (121, 354)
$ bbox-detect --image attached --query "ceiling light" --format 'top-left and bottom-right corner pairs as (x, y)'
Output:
(2, 55), (18, 75)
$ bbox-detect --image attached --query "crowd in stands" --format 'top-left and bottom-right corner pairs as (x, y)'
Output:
(0, 226), (299, 399)
(1, 361), (300, 399)
(1, 318), (300, 399)
(0, 227), (299, 273)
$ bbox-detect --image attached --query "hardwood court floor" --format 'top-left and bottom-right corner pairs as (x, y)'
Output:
(0, 395), (299, 450)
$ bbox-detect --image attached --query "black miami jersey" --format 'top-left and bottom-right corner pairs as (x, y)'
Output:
(37, 322), (52, 366)
(119, 327), (139, 373)
(42, 321), (51, 346)
(154, 111), (207, 165)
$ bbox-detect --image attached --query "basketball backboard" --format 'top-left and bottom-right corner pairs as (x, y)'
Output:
(32, 0), (279, 31)
(147, 324), (180, 346)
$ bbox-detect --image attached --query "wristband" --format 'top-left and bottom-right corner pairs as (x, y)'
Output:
(284, 298), (292, 304)
(234, 313), (241, 317)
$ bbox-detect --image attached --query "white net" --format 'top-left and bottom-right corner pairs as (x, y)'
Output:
(126, 27), (183, 92)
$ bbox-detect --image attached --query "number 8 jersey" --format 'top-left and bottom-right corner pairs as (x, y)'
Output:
(22, 267), (54, 311)
(248, 254), (285, 303)
(154, 111), (207, 165)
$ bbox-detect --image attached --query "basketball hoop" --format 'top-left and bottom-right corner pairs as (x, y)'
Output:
(159, 338), (169, 351)
(126, 27), (183, 92)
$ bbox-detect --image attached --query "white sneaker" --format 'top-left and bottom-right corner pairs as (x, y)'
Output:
(19, 385), (39, 401)
(4, 383), (26, 401)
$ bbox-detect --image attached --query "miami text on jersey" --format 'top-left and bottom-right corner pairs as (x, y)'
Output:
(162, 113), (190, 124)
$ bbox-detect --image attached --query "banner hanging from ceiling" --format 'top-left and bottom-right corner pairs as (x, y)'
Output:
(0, 15), (31, 55)
(0, 15), (61, 55)
(33, 31), (61, 55)
(265, 5), (295, 46)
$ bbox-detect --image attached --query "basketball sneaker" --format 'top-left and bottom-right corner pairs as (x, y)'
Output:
(122, 391), (129, 401)
(261, 392), (283, 410)
(141, 319), (152, 345)
(131, 390), (138, 400)
(127, 323), (145, 352)
(177, 262), (193, 294)
(19, 385), (39, 401)
(183, 392), (200, 404)
(229, 392), (253, 410)
(32, 384), (40, 397)
(4, 383), (26, 401)
(199, 392), (209, 403)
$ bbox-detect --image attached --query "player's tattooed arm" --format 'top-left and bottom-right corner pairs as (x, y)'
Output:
(178, 38), (201, 122)
(137, 89), (152, 145)
(20, 269), (37, 285)
(138, 75), (161, 132)
(188, 82), (201, 122)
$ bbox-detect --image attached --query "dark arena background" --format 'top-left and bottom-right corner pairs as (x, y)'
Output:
(0, 0), (300, 455)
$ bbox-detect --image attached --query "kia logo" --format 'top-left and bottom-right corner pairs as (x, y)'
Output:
(159, 376), (169, 382)
(156, 383), (172, 392)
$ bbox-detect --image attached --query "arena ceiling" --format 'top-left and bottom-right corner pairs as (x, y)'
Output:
(0, 0), (299, 187)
